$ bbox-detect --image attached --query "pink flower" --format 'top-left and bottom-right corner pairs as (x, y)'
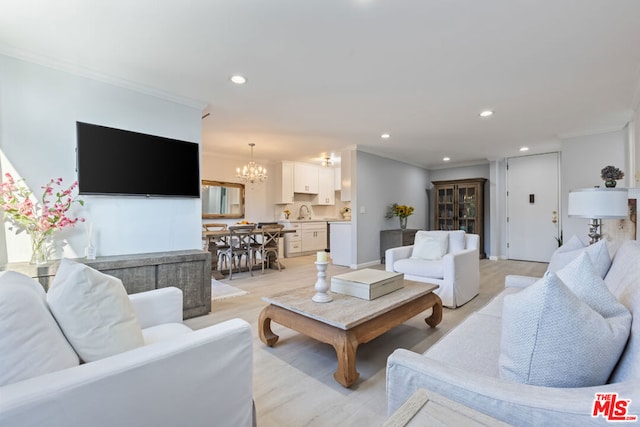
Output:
(0, 173), (85, 244)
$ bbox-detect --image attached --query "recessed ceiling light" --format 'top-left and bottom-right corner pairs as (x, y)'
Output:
(443, 157), (450, 162)
(479, 110), (493, 118)
(520, 147), (529, 152)
(230, 75), (247, 85)
(381, 133), (391, 139)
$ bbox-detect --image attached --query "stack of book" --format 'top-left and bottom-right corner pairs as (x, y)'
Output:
(330, 269), (404, 300)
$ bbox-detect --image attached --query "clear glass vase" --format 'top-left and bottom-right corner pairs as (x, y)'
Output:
(29, 232), (49, 265)
(399, 217), (408, 230)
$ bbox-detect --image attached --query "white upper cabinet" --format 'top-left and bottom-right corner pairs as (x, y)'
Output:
(274, 161), (294, 204)
(294, 162), (319, 194)
(313, 167), (335, 205)
(340, 149), (352, 201)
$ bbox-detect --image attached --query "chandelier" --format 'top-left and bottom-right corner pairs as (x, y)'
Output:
(236, 143), (268, 184)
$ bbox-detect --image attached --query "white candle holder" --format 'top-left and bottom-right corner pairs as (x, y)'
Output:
(312, 261), (332, 303)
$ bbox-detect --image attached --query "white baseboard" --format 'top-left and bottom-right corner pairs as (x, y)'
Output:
(489, 255), (508, 261)
(349, 260), (383, 269)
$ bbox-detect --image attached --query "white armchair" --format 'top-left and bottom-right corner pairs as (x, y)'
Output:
(385, 230), (480, 308)
(0, 280), (254, 427)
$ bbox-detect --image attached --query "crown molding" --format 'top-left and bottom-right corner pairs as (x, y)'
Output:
(0, 46), (208, 111)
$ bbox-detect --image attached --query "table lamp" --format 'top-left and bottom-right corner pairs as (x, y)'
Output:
(568, 188), (628, 244)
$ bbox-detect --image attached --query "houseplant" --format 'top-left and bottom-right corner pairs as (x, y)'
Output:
(386, 203), (414, 229)
(601, 165), (624, 188)
(0, 173), (84, 264)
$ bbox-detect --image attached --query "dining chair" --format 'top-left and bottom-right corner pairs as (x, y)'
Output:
(258, 224), (285, 274)
(202, 223), (230, 271)
(222, 224), (256, 279)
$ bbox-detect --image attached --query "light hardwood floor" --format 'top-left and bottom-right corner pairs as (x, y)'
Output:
(185, 255), (547, 427)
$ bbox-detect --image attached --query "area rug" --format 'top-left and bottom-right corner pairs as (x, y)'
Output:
(211, 279), (248, 301)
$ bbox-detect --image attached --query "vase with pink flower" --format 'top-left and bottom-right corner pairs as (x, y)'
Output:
(0, 173), (85, 264)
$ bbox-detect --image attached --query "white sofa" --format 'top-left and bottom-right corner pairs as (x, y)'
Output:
(387, 239), (640, 426)
(0, 266), (254, 427)
(385, 230), (480, 308)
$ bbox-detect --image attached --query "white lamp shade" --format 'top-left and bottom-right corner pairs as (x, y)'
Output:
(568, 188), (628, 219)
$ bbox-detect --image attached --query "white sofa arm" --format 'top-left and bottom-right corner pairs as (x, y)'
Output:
(0, 318), (254, 427)
(129, 287), (183, 328)
(387, 349), (639, 426)
(505, 275), (540, 289)
(385, 245), (414, 272)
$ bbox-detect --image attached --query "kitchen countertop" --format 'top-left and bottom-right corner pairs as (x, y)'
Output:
(279, 218), (350, 223)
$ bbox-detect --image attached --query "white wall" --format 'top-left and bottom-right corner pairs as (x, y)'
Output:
(560, 130), (627, 243)
(0, 55), (203, 263)
(355, 151), (430, 265)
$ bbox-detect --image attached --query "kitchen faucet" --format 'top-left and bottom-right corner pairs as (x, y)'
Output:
(298, 204), (311, 220)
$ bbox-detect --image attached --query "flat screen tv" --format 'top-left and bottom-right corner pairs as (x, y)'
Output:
(76, 122), (200, 197)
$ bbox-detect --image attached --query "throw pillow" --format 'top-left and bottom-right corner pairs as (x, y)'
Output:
(47, 258), (144, 362)
(411, 233), (448, 260)
(547, 238), (611, 278)
(555, 235), (585, 253)
(0, 271), (79, 386)
(499, 254), (631, 387)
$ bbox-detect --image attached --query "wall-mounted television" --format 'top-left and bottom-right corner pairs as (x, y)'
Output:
(76, 122), (200, 197)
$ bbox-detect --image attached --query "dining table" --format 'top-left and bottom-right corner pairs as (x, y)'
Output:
(202, 227), (296, 279)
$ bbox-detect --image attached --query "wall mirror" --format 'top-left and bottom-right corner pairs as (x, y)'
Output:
(201, 180), (245, 219)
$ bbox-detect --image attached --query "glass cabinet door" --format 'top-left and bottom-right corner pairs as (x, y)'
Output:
(457, 186), (476, 233)
(437, 186), (455, 230)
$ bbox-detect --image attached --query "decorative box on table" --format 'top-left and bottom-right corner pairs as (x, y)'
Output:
(330, 269), (403, 300)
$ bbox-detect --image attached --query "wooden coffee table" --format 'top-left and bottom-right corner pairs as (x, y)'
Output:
(258, 281), (442, 387)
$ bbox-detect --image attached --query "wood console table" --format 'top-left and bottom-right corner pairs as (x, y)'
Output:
(0, 250), (211, 319)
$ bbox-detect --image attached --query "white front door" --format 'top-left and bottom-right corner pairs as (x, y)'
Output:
(507, 152), (560, 262)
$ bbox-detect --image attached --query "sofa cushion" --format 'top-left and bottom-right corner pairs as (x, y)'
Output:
(447, 230), (466, 252)
(547, 238), (611, 278)
(411, 233), (448, 260)
(425, 311), (503, 378)
(393, 258), (444, 279)
(142, 323), (193, 345)
(604, 240), (640, 382)
(499, 254), (631, 387)
(47, 258), (144, 362)
(0, 271), (79, 386)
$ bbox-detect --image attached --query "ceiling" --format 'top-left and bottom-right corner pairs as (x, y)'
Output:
(1, 0), (640, 169)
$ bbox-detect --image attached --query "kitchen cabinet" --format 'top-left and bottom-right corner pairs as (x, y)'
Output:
(380, 229), (420, 263)
(294, 163), (319, 194)
(281, 221), (301, 257)
(433, 178), (487, 258)
(340, 149), (352, 201)
(313, 167), (335, 205)
(274, 161), (294, 204)
(280, 221), (327, 256)
(301, 222), (327, 252)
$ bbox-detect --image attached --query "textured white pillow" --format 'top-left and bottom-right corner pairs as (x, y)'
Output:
(0, 271), (79, 386)
(47, 259), (144, 362)
(555, 235), (585, 253)
(547, 238), (611, 278)
(411, 233), (449, 260)
(500, 254), (631, 387)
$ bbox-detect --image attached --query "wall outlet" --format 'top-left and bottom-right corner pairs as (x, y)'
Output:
(359, 206), (365, 214)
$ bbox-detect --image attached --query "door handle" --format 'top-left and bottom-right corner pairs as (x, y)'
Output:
(552, 211), (557, 224)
